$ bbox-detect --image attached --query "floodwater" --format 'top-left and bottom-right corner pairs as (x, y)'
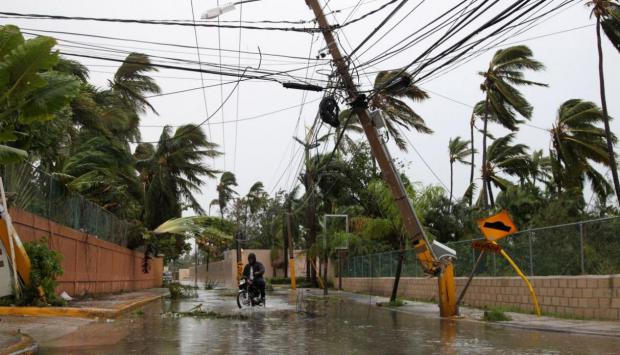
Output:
(42, 288), (620, 354)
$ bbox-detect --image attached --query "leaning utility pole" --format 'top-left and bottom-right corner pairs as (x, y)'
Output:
(304, 0), (457, 317)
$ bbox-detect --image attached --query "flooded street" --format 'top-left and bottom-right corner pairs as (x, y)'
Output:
(42, 288), (620, 354)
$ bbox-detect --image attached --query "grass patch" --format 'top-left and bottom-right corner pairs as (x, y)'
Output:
(378, 298), (406, 308)
(483, 307), (512, 322)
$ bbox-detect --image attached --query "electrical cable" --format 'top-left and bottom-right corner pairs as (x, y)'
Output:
(139, 97), (323, 128)
(0, 11), (326, 32)
(233, 0), (244, 174)
(216, 0), (227, 170)
(18, 27), (331, 62)
(188, 0), (213, 155)
(349, 0), (411, 57)
(128, 67), (249, 145)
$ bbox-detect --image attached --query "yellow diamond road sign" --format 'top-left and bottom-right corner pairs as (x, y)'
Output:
(477, 210), (518, 241)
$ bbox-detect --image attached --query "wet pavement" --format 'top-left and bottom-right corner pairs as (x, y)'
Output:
(24, 287), (620, 354)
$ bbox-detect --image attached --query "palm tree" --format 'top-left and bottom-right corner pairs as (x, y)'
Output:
(0, 25), (79, 164)
(587, 0), (620, 206)
(481, 134), (531, 208)
(448, 137), (474, 202)
(138, 124), (220, 229)
(246, 182), (267, 214)
(109, 52), (161, 115)
(478, 45), (546, 208)
(341, 70), (433, 151)
(549, 99), (615, 201)
(526, 149), (553, 189)
(211, 171), (238, 218)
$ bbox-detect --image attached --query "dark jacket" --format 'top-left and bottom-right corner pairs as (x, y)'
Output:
(243, 261), (265, 280)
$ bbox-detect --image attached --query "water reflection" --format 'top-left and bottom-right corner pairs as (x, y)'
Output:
(41, 289), (620, 355)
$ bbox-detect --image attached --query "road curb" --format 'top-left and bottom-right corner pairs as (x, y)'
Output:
(0, 294), (165, 319)
(0, 333), (38, 355)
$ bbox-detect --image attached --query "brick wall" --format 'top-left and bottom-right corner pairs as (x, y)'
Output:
(9, 208), (163, 296)
(342, 275), (620, 320)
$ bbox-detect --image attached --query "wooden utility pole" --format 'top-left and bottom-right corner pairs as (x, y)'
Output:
(304, 0), (457, 317)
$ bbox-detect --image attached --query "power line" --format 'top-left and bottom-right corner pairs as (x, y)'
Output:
(129, 68), (248, 145)
(0, 11), (325, 32)
(139, 97), (323, 128)
(349, 0), (412, 57)
(216, 0), (227, 171)
(233, 0), (245, 174)
(188, 0), (213, 157)
(58, 51), (334, 92)
(18, 27), (330, 62)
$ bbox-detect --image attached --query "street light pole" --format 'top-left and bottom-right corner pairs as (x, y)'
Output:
(304, 0), (457, 317)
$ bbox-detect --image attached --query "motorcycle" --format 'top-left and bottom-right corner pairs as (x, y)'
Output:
(237, 277), (264, 308)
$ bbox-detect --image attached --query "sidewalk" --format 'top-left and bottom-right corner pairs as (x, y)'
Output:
(308, 289), (620, 338)
(0, 332), (37, 355)
(0, 288), (169, 319)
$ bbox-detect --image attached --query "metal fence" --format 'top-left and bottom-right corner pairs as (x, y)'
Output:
(1, 163), (131, 246)
(343, 216), (620, 277)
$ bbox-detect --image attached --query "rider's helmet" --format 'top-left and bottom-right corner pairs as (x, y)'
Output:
(248, 253), (256, 265)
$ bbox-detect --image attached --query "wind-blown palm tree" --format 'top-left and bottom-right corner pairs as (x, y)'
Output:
(0, 26), (79, 164)
(549, 99), (615, 201)
(137, 124), (220, 229)
(341, 70), (433, 151)
(587, 0), (620, 206)
(109, 52), (161, 115)
(481, 134), (531, 208)
(210, 171), (238, 218)
(246, 181), (267, 214)
(448, 137), (474, 202)
(478, 45), (546, 208)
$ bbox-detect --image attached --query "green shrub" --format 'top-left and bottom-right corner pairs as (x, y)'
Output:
(168, 282), (197, 299)
(386, 298), (406, 307)
(21, 238), (64, 306)
(204, 280), (219, 290)
(483, 307), (512, 322)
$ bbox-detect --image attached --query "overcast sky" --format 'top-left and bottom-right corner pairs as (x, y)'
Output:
(2, 0), (619, 214)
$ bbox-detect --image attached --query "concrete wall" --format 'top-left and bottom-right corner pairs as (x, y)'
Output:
(9, 208), (163, 296)
(204, 249), (331, 288)
(342, 275), (620, 321)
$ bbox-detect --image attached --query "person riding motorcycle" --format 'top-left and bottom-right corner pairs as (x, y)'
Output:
(242, 253), (266, 303)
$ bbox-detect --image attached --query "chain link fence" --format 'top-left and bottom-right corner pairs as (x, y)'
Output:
(343, 216), (620, 277)
(1, 163), (131, 246)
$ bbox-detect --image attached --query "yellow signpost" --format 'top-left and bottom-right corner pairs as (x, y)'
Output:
(477, 210), (518, 241)
(476, 210), (541, 317)
(456, 210), (540, 317)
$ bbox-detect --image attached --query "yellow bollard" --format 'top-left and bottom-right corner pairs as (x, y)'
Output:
(495, 243), (541, 317)
(237, 261), (244, 282)
(289, 257), (296, 290)
(437, 262), (458, 318)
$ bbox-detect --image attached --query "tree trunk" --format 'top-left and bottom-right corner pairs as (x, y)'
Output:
(596, 17), (620, 207)
(481, 97), (490, 209)
(487, 179), (495, 208)
(449, 161), (454, 204)
(390, 237), (404, 303)
(323, 253), (329, 296)
(469, 112), (475, 206)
